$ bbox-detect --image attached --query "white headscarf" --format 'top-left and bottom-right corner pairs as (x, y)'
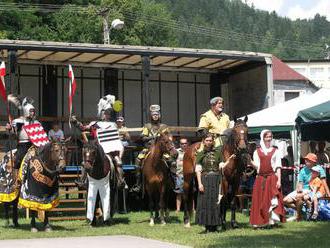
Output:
(260, 129), (273, 155)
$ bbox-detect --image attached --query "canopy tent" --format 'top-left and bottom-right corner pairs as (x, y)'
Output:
(296, 101), (330, 141)
(246, 88), (330, 134)
(243, 88), (330, 171)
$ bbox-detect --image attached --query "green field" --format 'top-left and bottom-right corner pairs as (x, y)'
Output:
(0, 211), (329, 248)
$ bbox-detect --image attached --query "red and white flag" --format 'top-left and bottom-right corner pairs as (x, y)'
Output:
(23, 123), (50, 147)
(68, 64), (76, 126)
(0, 61), (7, 103)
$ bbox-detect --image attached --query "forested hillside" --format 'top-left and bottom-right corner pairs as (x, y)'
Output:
(0, 0), (330, 59)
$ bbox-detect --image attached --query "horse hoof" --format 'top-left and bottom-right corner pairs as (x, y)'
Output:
(31, 227), (38, 233)
(161, 220), (166, 226)
(231, 221), (239, 229)
(45, 226), (53, 232)
(149, 219), (155, 226)
(184, 222), (191, 228)
(4, 219), (9, 228)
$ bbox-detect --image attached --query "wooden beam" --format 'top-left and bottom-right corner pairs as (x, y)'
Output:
(61, 52), (83, 63)
(154, 56), (180, 66)
(199, 59), (224, 69)
(38, 51), (57, 61)
(177, 57), (204, 68)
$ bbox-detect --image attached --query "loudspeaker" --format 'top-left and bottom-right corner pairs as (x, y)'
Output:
(8, 50), (17, 74)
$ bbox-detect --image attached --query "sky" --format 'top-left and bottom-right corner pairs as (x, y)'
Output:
(244, 0), (330, 21)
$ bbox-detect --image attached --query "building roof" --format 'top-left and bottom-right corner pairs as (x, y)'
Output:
(283, 59), (330, 63)
(0, 39), (272, 73)
(272, 56), (310, 81)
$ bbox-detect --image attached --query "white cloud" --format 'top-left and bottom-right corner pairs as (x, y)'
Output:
(244, 0), (284, 13)
(287, 0), (330, 20)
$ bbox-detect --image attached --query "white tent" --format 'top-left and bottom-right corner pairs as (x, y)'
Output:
(243, 88), (330, 175)
(246, 88), (330, 133)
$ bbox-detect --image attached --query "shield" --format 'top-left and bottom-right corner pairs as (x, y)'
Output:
(23, 123), (49, 147)
(96, 124), (123, 153)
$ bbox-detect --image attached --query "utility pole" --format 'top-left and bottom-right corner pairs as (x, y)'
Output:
(98, 7), (111, 44)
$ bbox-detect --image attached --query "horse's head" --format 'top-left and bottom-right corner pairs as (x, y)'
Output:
(81, 143), (98, 172)
(232, 115), (248, 151)
(156, 131), (178, 158)
(40, 141), (67, 172)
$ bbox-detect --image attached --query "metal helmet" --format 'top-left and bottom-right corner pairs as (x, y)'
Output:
(149, 104), (161, 116)
(22, 97), (36, 119)
(97, 94), (115, 119)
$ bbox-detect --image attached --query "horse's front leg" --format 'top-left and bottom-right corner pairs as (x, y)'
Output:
(159, 184), (166, 226)
(148, 192), (155, 226)
(30, 210), (38, 232)
(183, 177), (194, 228)
(12, 198), (19, 227)
(3, 202), (10, 227)
(230, 195), (239, 229)
(44, 211), (52, 232)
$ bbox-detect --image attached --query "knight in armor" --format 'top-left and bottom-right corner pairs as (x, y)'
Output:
(131, 104), (176, 193)
(198, 96), (230, 149)
(5, 95), (43, 227)
(72, 95), (124, 185)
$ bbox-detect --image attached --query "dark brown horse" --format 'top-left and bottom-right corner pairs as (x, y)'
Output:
(81, 141), (113, 225)
(221, 116), (250, 229)
(142, 131), (177, 226)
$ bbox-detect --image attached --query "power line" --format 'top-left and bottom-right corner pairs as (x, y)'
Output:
(0, 2), (326, 53)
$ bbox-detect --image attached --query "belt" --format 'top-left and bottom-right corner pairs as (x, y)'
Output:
(202, 171), (220, 176)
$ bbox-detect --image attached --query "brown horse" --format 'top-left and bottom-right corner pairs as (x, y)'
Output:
(182, 142), (200, 227)
(19, 141), (67, 232)
(221, 116), (250, 229)
(142, 131), (177, 226)
(182, 116), (250, 228)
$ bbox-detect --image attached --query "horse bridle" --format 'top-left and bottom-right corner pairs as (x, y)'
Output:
(41, 142), (67, 174)
(82, 146), (96, 169)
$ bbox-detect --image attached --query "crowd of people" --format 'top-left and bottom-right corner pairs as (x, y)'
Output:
(1, 93), (330, 233)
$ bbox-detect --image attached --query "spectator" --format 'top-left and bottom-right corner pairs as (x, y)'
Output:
(307, 166), (326, 220)
(282, 146), (294, 196)
(309, 141), (317, 154)
(48, 121), (64, 142)
(316, 141), (329, 165)
(283, 153), (330, 221)
(116, 116), (130, 147)
(174, 137), (189, 214)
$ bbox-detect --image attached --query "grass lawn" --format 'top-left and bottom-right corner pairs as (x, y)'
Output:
(1, 210), (330, 247)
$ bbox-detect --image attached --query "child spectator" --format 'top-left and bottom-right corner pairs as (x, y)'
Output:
(308, 166), (326, 220)
(48, 121), (64, 142)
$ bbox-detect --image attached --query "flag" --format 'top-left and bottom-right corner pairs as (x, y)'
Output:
(0, 61), (6, 103)
(68, 64), (76, 125)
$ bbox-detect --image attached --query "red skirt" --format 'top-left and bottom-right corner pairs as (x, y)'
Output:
(250, 174), (286, 226)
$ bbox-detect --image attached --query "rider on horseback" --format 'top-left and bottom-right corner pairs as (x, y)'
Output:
(198, 96), (230, 150)
(131, 104), (176, 193)
(71, 95), (124, 186)
(5, 95), (43, 227)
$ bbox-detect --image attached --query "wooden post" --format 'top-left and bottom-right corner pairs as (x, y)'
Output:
(142, 56), (150, 124)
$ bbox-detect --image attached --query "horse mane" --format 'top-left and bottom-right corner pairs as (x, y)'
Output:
(38, 142), (53, 162)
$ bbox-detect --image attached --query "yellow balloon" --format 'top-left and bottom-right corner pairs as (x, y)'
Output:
(113, 100), (123, 112)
